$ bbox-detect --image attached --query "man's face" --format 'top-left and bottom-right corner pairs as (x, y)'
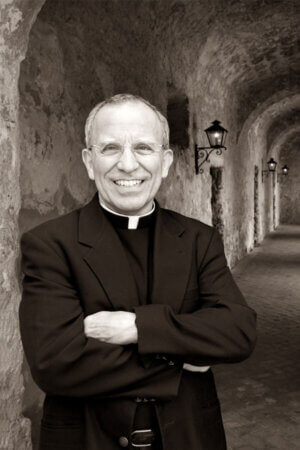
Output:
(82, 101), (173, 215)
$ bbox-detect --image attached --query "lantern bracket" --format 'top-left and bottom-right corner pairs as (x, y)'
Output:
(277, 165), (289, 183)
(194, 145), (227, 174)
(262, 158), (278, 183)
(262, 169), (270, 183)
(194, 120), (228, 174)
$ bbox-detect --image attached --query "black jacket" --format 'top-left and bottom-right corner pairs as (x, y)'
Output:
(19, 194), (256, 449)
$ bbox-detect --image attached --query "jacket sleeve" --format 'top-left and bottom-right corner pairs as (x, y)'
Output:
(134, 229), (257, 365)
(19, 231), (181, 399)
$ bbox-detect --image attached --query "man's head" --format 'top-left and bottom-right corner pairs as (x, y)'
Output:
(82, 94), (173, 216)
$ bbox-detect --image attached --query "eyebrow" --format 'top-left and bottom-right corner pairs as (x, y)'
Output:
(96, 139), (162, 145)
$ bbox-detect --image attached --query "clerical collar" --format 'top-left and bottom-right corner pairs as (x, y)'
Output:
(100, 200), (156, 229)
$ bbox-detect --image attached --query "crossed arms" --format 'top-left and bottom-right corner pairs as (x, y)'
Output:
(19, 227), (256, 399)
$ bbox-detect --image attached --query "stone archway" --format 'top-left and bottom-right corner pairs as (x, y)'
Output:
(279, 134), (300, 225)
(0, 2), (47, 449)
(1, 0), (299, 447)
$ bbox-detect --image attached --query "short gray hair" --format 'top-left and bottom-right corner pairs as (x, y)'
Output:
(84, 93), (170, 149)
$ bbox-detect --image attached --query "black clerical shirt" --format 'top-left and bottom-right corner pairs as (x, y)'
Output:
(100, 203), (156, 306)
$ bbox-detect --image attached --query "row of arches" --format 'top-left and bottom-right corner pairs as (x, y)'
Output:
(0, 0), (299, 448)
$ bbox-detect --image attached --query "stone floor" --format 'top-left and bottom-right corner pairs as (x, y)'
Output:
(214, 225), (300, 450)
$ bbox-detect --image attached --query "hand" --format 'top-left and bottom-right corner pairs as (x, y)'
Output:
(84, 311), (138, 345)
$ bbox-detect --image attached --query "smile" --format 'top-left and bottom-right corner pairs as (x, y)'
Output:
(114, 180), (144, 187)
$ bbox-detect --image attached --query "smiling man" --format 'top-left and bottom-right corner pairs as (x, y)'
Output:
(19, 94), (256, 450)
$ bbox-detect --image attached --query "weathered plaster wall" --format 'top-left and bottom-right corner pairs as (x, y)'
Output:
(0, 1), (46, 449)
(234, 93), (300, 259)
(280, 136), (300, 224)
(18, 0), (216, 240)
(19, 17), (95, 233)
(0, 0), (298, 448)
(19, 0), (300, 266)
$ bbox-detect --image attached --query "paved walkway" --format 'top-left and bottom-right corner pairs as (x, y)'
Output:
(214, 225), (300, 449)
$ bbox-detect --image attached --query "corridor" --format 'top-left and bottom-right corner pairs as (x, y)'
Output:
(214, 225), (300, 449)
(0, 0), (299, 448)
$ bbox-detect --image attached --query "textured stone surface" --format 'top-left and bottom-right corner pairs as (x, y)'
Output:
(210, 167), (224, 237)
(0, 0), (299, 448)
(279, 135), (300, 224)
(18, 0), (300, 267)
(0, 1), (46, 449)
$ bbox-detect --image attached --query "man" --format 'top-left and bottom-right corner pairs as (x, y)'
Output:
(19, 94), (256, 450)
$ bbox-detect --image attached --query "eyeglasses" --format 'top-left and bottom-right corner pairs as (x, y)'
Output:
(89, 142), (164, 158)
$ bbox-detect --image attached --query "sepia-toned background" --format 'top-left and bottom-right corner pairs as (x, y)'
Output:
(0, 1), (299, 448)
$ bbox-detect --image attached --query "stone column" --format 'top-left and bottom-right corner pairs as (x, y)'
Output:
(0, 1), (45, 448)
(210, 166), (224, 237)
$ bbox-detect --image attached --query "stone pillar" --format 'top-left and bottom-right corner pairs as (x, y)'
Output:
(0, 1), (45, 448)
(210, 166), (224, 237)
(253, 165), (259, 245)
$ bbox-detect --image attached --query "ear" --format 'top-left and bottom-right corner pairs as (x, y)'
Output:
(161, 148), (174, 179)
(82, 148), (95, 181)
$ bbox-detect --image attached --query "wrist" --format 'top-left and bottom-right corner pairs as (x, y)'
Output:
(129, 312), (138, 344)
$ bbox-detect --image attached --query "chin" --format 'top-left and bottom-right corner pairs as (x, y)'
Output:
(114, 198), (150, 215)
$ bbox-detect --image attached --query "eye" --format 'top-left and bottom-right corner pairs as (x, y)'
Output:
(101, 144), (122, 155)
(134, 143), (155, 155)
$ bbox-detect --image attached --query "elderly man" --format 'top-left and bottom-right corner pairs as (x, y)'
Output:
(19, 94), (256, 450)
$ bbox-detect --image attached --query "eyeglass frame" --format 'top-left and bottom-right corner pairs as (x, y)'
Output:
(88, 141), (167, 158)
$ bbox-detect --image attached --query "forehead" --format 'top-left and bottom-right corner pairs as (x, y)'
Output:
(92, 101), (163, 142)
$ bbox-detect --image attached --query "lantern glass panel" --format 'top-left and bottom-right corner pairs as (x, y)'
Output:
(267, 158), (277, 172)
(205, 120), (227, 148)
(282, 165), (289, 175)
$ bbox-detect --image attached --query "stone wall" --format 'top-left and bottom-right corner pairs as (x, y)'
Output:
(280, 136), (300, 224)
(0, 0), (299, 448)
(0, 1), (45, 449)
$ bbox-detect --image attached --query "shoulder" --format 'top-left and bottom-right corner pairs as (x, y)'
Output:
(160, 206), (215, 237)
(160, 207), (224, 266)
(23, 208), (80, 242)
(20, 193), (97, 253)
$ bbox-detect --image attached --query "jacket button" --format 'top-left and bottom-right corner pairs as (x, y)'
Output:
(119, 436), (129, 447)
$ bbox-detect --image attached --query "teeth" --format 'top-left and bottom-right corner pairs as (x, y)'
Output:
(115, 180), (143, 187)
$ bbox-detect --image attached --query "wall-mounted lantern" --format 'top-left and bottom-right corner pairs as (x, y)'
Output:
(194, 120), (228, 174)
(277, 164), (289, 183)
(262, 157), (277, 182)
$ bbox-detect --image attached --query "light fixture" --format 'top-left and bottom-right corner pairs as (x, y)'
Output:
(262, 157), (277, 182)
(267, 158), (277, 172)
(194, 120), (228, 174)
(277, 164), (289, 182)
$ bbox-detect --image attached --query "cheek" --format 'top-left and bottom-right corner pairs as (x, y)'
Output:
(146, 159), (164, 179)
(93, 161), (111, 183)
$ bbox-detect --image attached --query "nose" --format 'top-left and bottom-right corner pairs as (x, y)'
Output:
(116, 146), (139, 173)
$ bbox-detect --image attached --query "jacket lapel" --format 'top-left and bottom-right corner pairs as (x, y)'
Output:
(79, 195), (192, 313)
(151, 208), (192, 313)
(78, 195), (139, 311)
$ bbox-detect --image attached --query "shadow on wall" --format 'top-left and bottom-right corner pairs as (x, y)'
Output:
(167, 83), (190, 149)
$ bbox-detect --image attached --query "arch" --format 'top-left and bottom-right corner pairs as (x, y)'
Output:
(270, 126), (300, 160)
(3, 1), (299, 447)
(278, 132), (300, 224)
